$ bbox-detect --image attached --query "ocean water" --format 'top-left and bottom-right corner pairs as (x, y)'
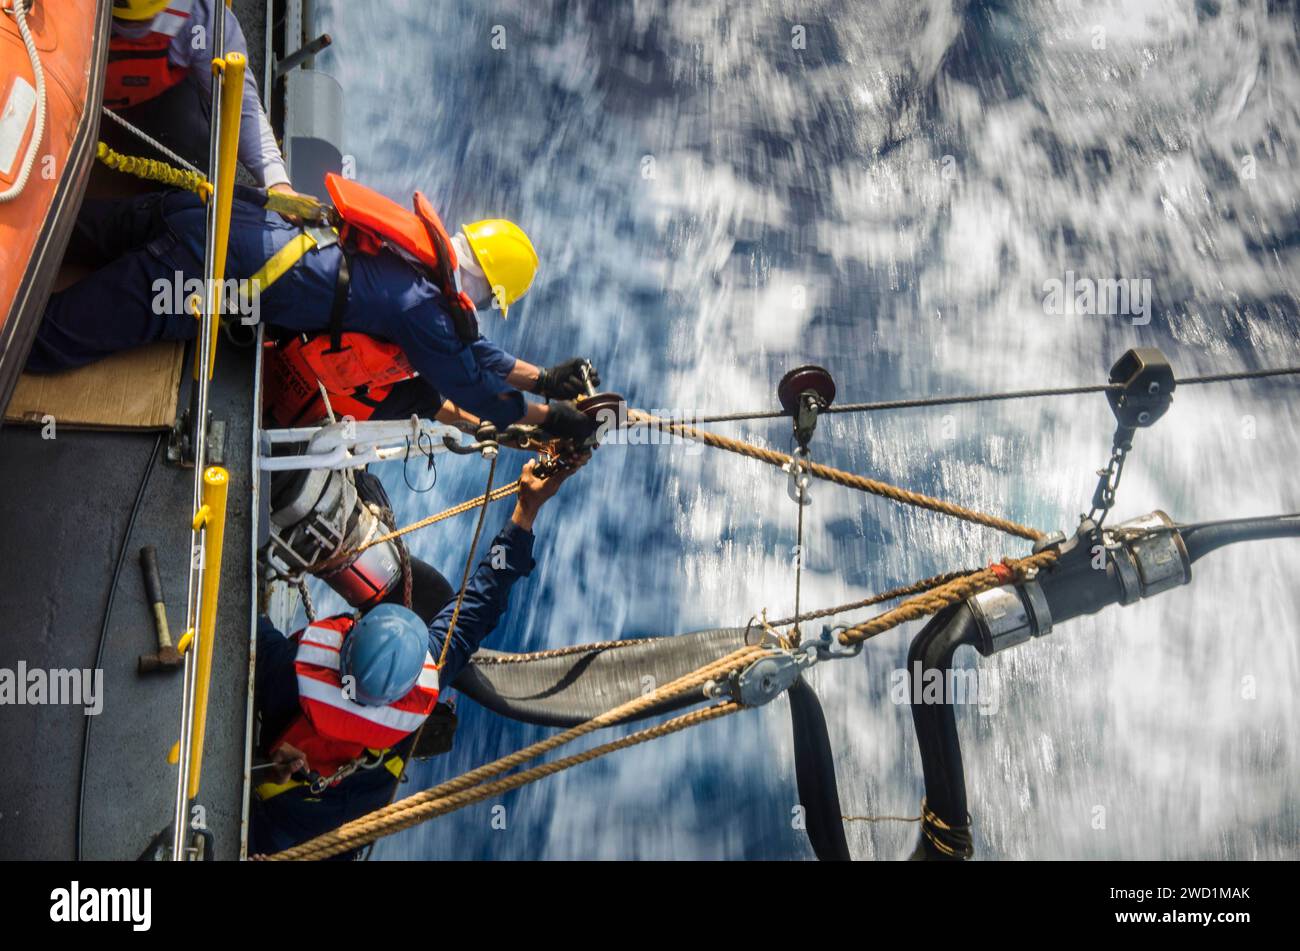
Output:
(305, 0), (1300, 859)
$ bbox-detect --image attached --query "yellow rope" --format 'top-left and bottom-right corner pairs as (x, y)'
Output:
(95, 141), (212, 200)
(920, 798), (973, 858)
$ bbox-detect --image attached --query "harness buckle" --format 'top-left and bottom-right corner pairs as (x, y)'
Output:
(303, 225), (338, 250)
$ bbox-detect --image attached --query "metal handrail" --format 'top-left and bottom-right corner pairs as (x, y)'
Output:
(170, 5), (245, 859)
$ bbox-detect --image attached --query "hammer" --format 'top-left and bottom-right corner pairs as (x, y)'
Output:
(138, 546), (181, 674)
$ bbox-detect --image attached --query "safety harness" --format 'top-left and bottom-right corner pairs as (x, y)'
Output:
(259, 174), (479, 426)
(256, 616), (440, 801)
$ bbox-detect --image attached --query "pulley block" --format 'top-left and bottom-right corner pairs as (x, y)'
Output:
(777, 365), (836, 452)
(1106, 347), (1175, 435)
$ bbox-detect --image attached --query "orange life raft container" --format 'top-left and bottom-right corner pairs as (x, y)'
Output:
(0, 0), (111, 413)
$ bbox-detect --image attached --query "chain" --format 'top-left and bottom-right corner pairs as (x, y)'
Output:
(1086, 435), (1130, 527)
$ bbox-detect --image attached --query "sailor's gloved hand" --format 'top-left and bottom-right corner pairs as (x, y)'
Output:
(540, 400), (598, 441)
(535, 358), (599, 400)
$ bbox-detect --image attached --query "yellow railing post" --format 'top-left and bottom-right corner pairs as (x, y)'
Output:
(187, 466), (229, 800)
(194, 51), (246, 381)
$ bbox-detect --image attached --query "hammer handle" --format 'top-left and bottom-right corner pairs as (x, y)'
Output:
(139, 546), (172, 649)
(140, 546), (165, 606)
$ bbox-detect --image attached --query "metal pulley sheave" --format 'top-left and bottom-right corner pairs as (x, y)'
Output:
(537, 361), (627, 476)
(777, 365), (836, 505)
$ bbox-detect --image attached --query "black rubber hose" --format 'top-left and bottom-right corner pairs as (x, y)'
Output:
(788, 676), (851, 861)
(1181, 515), (1300, 563)
(77, 433), (164, 861)
(906, 604), (981, 861)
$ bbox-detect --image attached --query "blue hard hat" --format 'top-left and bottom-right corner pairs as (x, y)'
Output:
(339, 603), (428, 706)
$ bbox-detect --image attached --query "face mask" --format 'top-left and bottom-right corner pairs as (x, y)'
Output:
(459, 269), (496, 312)
(452, 233), (496, 311)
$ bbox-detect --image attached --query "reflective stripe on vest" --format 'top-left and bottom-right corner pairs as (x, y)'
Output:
(105, 1), (195, 109)
(272, 617), (439, 780)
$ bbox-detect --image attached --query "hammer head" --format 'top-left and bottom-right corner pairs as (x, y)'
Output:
(138, 646), (183, 674)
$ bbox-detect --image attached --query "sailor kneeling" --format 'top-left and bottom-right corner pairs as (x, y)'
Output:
(250, 456), (585, 856)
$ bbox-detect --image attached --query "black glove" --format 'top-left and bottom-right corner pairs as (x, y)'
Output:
(541, 401), (597, 441)
(535, 358), (600, 400)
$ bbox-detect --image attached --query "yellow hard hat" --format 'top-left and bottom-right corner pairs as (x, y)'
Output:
(461, 219), (538, 317)
(112, 0), (170, 21)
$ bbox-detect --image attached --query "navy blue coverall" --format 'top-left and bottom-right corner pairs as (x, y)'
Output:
(250, 518), (536, 856)
(30, 191), (530, 427)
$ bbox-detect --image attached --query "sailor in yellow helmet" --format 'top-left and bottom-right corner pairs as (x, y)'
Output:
(105, 0), (297, 195)
(31, 183), (602, 441)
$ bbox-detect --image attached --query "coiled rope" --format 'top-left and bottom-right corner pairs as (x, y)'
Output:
(0, 0), (45, 204)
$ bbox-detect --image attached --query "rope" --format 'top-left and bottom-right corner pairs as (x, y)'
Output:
(267, 702), (743, 861)
(296, 577), (317, 624)
(100, 105), (204, 175)
(835, 549), (1059, 647)
(95, 141), (212, 199)
(920, 798), (973, 859)
(765, 569), (980, 629)
(435, 455), (497, 670)
(470, 568), (980, 665)
(262, 645), (765, 860)
(1182, 366), (1300, 386)
(628, 410), (1044, 541)
(354, 482), (520, 554)
(0, 0), (45, 204)
(689, 383), (1120, 423)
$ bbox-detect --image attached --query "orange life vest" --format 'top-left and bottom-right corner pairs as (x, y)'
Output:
(262, 334), (416, 427)
(263, 174), (480, 427)
(105, 1), (193, 109)
(272, 616), (440, 782)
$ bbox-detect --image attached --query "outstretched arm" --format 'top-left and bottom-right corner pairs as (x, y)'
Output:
(429, 457), (588, 683)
